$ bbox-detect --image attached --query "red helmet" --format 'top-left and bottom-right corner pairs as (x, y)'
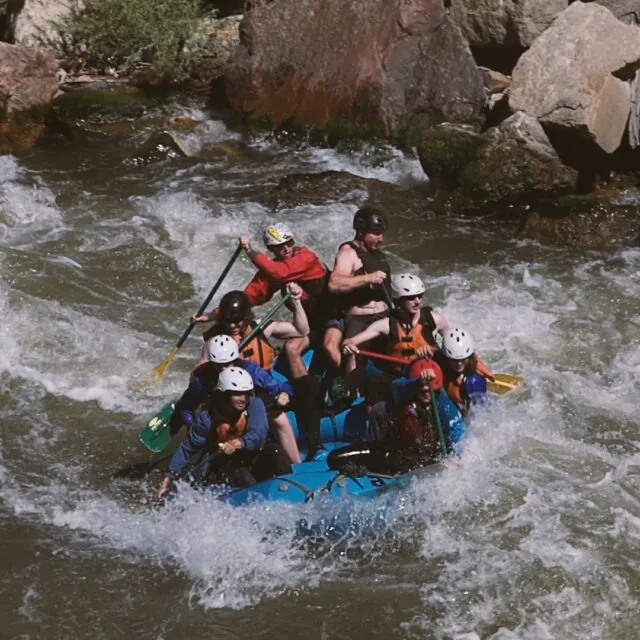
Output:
(408, 358), (443, 391)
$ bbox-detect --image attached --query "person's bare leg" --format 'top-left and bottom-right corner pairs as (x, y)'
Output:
(284, 336), (310, 379)
(323, 327), (343, 371)
(270, 413), (301, 464)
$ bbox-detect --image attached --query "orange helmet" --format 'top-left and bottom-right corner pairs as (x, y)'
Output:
(408, 358), (443, 391)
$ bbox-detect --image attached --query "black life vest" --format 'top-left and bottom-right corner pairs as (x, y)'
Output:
(341, 241), (391, 309)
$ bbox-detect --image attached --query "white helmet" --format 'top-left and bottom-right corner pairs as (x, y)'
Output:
(441, 327), (474, 360)
(264, 222), (294, 247)
(216, 366), (254, 393)
(205, 334), (239, 364)
(391, 273), (426, 299)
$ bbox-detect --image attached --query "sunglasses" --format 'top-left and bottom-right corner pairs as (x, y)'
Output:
(402, 294), (423, 301)
(271, 240), (294, 250)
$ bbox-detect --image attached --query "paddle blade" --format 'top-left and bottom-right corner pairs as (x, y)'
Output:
(139, 402), (176, 452)
(487, 373), (523, 394)
(151, 345), (179, 381)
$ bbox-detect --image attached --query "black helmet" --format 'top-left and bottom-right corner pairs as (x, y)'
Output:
(219, 290), (250, 323)
(353, 206), (388, 234)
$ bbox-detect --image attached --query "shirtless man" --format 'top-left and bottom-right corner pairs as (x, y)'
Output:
(325, 206), (391, 371)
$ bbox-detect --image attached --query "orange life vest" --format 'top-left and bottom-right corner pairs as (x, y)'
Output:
(443, 356), (493, 413)
(235, 324), (276, 370)
(203, 321), (277, 370)
(386, 308), (438, 374)
(214, 410), (248, 443)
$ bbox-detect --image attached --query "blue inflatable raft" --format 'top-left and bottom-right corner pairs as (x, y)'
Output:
(218, 445), (406, 507)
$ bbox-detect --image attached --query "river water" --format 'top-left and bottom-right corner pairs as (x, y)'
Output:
(1, 101), (639, 640)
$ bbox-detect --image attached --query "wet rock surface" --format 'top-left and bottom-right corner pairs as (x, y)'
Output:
(0, 42), (59, 154)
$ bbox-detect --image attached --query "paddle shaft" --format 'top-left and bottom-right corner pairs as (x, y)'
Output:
(237, 292), (293, 350)
(176, 244), (243, 349)
(428, 381), (448, 458)
(357, 349), (409, 366)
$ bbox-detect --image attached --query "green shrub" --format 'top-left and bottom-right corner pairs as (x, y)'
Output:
(58, 0), (209, 81)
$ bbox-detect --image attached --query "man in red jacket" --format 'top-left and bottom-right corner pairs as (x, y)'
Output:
(239, 222), (330, 379)
(239, 223), (330, 460)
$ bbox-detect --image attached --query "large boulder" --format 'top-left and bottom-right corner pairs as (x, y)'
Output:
(510, 1), (640, 156)
(12, 0), (76, 53)
(0, 42), (59, 154)
(449, 0), (568, 49)
(418, 112), (577, 213)
(183, 15), (241, 91)
(224, 0), (484, 137)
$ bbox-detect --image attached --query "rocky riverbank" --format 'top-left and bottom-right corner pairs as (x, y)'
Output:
(1, 0), (639, 248)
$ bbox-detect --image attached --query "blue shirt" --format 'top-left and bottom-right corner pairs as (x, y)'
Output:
(174, 360), (294, 428)
(167, 395), (269, 479)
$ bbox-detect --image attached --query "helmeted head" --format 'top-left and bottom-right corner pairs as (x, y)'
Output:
(205, 334), (239, 365)
(264, 222), (294, 247)
(391, 273), (425, 313)
(219, 290), (250, 331)
(408, 358), (443, 391)
(353, 206), (388, 235)
(264, 222), (295, 259)
(216, 365), (254, 411)
(441, 327), (474, 361)
(216, 365), (254, 393)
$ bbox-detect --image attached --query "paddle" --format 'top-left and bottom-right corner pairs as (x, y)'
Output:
(363, 268), (394, 310)
(357, 349), (409, 366)
(137, 291), (293, 453)
(358, 350), (523, 395)
(428, 379), (448, 458)
(114, 423), (186, 479)
(112, 450), (174, 480)
(235, 290), (292, 353)
(487, 373), (523, 394)
(149, 244), (243, 383)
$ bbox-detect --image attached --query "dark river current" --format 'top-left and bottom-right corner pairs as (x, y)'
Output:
(1, 100), (639, 639)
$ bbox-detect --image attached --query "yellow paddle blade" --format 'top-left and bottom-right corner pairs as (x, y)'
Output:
(132, 345), (180, 393)
(151, 345), (179, 381)
(487, 373), (523, 395)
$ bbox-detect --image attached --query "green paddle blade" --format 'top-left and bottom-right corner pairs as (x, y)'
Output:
(138, 401), (176, 452)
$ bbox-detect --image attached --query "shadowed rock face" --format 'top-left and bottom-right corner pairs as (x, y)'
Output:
(510, 2), (640, 155)
(417, 113), (577, 214)
(0, 42), (59, 154)
(519, 195), (640, 249)
(590, 0), (640, 23)
(224, 0), (484, 136)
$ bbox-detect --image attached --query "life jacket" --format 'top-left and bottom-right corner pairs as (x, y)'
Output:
(340, 241), (391, 309)
(213, 408), (248, 443)
(392, 402), (440, 453)
(442, 356), (493, 415)
(203, 321), (277, 370)
(386, 307), (438, 374)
